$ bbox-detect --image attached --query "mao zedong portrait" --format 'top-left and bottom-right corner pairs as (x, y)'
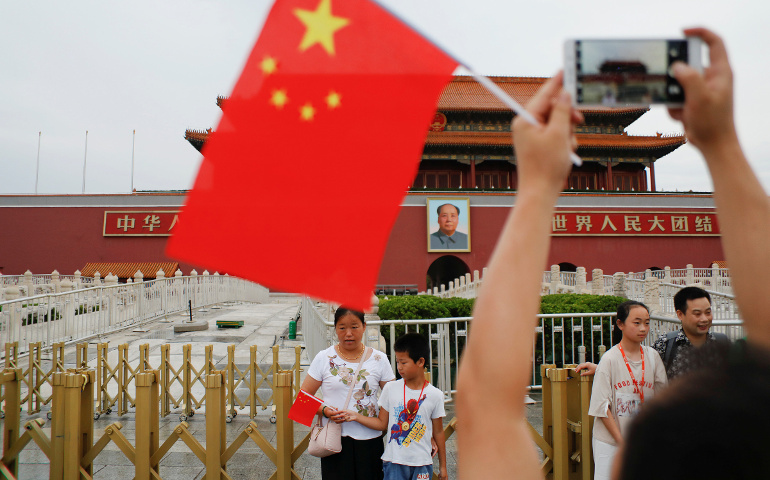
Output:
(430, 203), (468, 250)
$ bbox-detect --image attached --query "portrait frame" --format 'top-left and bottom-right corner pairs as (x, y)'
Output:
(427, 197), (471, 253)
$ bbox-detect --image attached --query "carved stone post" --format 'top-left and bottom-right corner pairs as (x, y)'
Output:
(591, 269), (604, 295)
(550, 264), (560, 294)
(613, 272), (627, 298)
(644, 275), (661, 315)
(52, 270), (61, 294)
(576, 267), (587, 294)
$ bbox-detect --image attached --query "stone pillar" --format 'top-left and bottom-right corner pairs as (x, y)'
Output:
(52, 270), (61, 294)
(60, 280), (73, 292)
(448, 281), (454, 292)
(93, 271), (101, 286)
(440, 284), (446, 295)
(464, 273), (471, 288)
(711, 262), (720, 292)
(190, 269), (198, 277)
(550, 265), (560, 294)
(74, 270), (82, 288)
(202, 270), (210, 276)
(663, 266), (671, 284)
(105, 274), (118, 286)
(686, 264), (695, 286)
(23, 270), (34, 297)
(576, 267), (587, 294)
(613, 272), (627, 298)
(591, 269), (604, 295)
(156, 269), (165, 280)
(175, 269), (183, 278)
(473, 270), (480, 283)
(644, 268), (652, 279)
(644, 276), (661, 314)
(134, 270), (144, 283)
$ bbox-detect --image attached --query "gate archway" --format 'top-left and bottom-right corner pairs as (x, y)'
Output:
(426, 255), (470, 292)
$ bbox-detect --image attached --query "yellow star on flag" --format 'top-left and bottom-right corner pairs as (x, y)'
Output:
(294, 0), (350, 56)
(300, 103), (316, 121)
(326, 91), (341, 109)
(261, 56), (278, 75)
(270, 89), (289, 109)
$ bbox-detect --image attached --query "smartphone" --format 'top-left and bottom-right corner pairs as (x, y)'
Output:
(564, 38), (704, 107)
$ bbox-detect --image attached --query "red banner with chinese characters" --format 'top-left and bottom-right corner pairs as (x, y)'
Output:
(103, 211), (180, 236)
(550, 211), (719, 236)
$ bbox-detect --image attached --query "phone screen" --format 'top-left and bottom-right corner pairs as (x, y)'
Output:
(573, 40), (688, 105)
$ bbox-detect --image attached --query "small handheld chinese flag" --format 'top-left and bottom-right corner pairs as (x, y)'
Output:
(166, 0), (458, 310)
(288, 389), (324, 426)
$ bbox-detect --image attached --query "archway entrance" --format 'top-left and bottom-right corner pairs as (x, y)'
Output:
(426, 256), (471, 292)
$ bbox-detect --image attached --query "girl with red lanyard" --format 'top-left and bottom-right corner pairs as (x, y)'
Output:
(588, 300), (668, 480)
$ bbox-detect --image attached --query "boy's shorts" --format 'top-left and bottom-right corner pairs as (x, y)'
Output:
(383, 461), (433, 480)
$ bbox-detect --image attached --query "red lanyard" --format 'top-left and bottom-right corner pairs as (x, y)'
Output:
(402, 380), (428, 430)
(618, 344), (645, 403)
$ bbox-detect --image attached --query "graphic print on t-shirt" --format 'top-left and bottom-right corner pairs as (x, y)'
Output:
(389, 394), (427, 446)
(327, 354), (378, 417)
(615, 392), (641, 417)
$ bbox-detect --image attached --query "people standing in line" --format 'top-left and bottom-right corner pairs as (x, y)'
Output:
(344, 333), (448, 480)
(588, 301), (667, 480)
(456, 27), (770, 480)
(301, 308), (396, 480)
(652, 286), (729, 379)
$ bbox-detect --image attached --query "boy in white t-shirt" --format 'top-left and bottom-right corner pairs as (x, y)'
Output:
(344, 333), (447, 480)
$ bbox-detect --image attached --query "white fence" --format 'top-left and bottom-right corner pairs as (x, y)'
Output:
(0, 275), (269, 356)
(300, 301), (745, 394)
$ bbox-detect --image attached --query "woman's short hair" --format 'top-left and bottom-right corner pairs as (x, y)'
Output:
(334, 307), (365, 326)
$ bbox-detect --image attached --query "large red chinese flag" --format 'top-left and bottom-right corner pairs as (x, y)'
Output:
(166, 0), (458, 310)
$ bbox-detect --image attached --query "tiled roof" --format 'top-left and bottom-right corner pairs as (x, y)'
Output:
(710, 260), (728, 268)
(80, 262), (179, 279)
(437, 76), (647, 116)
(210, 78), (647, 115)
(425, 131), (686, 149)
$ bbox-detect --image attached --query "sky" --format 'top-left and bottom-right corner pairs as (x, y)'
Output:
(2, 0), (769, 195)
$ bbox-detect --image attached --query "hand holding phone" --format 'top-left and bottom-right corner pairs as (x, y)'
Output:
(564, 38), (704, 107)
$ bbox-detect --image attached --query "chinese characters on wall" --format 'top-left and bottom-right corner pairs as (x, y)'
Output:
(549, 211), (718, 236)
(103, 211), (180, 236)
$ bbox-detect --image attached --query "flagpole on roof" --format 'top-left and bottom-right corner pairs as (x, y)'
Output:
(370, 0), (581, 166)
(35, 131), (41, 195)
(131, 129), (136, 193)
(82, 130), (88, 194)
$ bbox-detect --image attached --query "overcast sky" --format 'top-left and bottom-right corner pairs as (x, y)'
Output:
(2, 0), (769, 195)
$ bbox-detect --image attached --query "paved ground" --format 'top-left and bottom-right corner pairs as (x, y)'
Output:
(4, 297), (544, 479)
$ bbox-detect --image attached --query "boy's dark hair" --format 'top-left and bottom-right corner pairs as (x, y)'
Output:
(334, 307), (365, 326)
(616, 300), (649, 324)
(394, 333), (430, 365)
(674, 286), (711, 314)
(621, 341), (770, 479)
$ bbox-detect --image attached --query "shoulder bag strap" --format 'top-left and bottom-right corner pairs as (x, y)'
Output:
(341, 347), (372, 411)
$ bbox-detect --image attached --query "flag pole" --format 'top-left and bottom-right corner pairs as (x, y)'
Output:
(370, 0), (581, 166)
(82, 130), (88, 194)
(131, 129), (136, 193)
(35, 131), (41, 194)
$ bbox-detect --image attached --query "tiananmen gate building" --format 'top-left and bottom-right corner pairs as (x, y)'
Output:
(0, 76), (724, 292)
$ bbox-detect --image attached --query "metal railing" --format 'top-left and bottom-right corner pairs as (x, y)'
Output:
(301, 300), (745, 395)
(0, 275), (269, 356)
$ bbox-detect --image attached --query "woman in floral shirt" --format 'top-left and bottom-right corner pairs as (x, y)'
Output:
(302, 308), (395, 479)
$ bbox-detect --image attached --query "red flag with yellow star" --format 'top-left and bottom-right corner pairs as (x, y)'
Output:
(288, 389), (324, 427)
(166, 0), (458, 310)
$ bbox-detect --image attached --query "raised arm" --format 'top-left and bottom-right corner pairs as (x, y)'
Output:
(456, 73), (583, 479)
(669, 28), (770, 348)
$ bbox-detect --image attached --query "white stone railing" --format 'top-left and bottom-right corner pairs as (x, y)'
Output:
(424, 263), (739, 320)
(0, 273), (269, 356)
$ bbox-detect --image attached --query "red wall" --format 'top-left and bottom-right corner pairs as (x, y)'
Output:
(378, 201), (724, 290)
(0, 195), (724, 290)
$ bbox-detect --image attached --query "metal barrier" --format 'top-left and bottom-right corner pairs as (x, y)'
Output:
(0, 341), (302, 421)
(0, 366), (459, 480)
(0, 275), (269, 357)
(529, 365), (594, 480)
